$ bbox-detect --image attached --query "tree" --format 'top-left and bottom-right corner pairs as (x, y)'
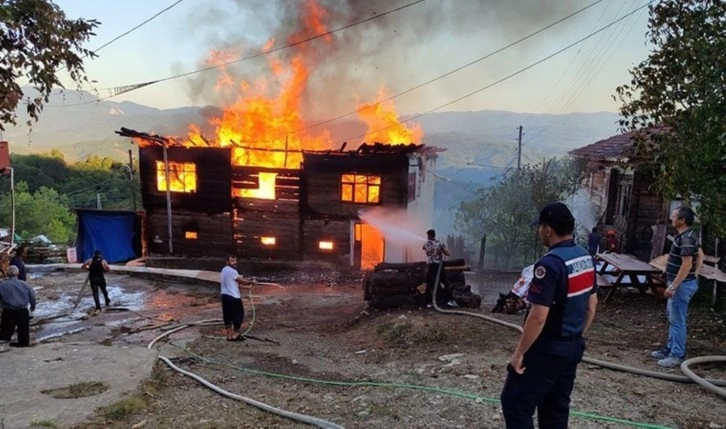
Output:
(454, 158), (582, 269)
(615, 0), (726, 235)
(0, 181), (75, 243)
(1, 0), (99, 131)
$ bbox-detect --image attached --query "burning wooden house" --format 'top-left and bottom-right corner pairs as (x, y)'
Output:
(123, 128), (440, 269)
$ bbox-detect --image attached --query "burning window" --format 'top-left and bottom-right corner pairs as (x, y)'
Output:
(261, 236), (276, 246)
(341, 174), (381, 203)
(185, 231), (198, 240)
(156, 161), (197, 193)
(239, 172), (277, 200)
(319, 241), (334, 250)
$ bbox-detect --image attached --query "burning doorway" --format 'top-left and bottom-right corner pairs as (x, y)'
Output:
(354, 222), (384, 270)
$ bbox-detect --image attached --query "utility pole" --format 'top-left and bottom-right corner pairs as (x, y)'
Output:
(516, 125), (523, 171)
(128, 149), (136, 211)
(162, 141), (173, 254)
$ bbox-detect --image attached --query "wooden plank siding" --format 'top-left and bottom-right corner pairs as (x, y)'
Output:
(233, 199), (300, 259)
(303, 219), (351, 260)
(146, 208), (233, 256)
(624, 172), (666, 260)
(139, 147), (232, 214)
(301, 153), (409, 217)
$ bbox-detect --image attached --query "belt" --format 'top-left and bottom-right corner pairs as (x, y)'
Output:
(557, 334), (583, 341)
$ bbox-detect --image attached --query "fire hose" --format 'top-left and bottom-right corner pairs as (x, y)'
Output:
(147, 286), (344, 429)
(431, 261), (726, 399)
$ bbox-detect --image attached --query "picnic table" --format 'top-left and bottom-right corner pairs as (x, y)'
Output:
(650, 256), (726, 306)
(595, 252), (665, 303)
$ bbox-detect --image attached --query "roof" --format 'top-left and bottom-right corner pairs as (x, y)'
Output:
(303, 142), (445, 159)
(569, 127), (668, 160)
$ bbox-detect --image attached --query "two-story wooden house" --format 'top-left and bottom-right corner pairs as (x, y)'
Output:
(138, 142), (439, 269)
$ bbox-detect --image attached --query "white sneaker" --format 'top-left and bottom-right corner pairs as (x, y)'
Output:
(447, 300), (459, 308)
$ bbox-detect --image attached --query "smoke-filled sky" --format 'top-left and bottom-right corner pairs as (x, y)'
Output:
(52, 0), (651, 116)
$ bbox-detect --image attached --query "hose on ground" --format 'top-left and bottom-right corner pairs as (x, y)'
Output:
(147, 297), (344, 428)
(432, 263), (726, 398)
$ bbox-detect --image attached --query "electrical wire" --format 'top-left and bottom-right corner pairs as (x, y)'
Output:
(55, 0), (428, 107)
(334, 1), (654, 146)
(92, 0), (186, 54)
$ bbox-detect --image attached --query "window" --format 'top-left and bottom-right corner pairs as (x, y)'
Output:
(319, 241), (334, 250)
(156, 161), (197, 193)
(354, 223), (362, 242)
(615, 183), (631, 217)
(261, 237), (276, 246)
(185, 231), (198, 240)
(341, 174), (381, 203)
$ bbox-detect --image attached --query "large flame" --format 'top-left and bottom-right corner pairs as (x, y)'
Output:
(357, 88), (424, 145)
(141, 0), (424, 202)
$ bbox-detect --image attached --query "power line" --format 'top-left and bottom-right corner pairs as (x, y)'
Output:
(334, 1), (653, 146)
(56, 0), (427, 107)
(287, 0), (603, 136)
(93, 0), (186, 53)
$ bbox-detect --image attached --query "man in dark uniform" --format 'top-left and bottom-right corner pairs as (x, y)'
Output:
(81, 250), (111, 314)
(500, 202), (598, 429)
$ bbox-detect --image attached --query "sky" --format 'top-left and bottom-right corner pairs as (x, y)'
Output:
(50, 0), (653, 116)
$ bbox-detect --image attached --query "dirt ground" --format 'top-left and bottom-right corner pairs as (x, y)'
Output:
(24, 270), (726, 429)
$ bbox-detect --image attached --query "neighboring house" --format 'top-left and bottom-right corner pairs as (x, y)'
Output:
(569, 129), (674, 261)
(138, 143), (440, 269)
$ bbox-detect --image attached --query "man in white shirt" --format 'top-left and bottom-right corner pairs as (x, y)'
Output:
(220, 255), (255, 341)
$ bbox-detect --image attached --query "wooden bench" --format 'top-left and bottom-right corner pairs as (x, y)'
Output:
(596, 274), (613, 288)
(703, 255), (721, 267)
(650, 256), (726, 306)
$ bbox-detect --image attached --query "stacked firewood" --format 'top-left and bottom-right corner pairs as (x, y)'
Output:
(364, 259), (481, 309)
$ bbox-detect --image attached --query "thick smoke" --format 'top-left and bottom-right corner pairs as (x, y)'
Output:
(179, 0), (591, 128)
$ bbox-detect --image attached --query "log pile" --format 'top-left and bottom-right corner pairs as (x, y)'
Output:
(364, 259), (481, 309)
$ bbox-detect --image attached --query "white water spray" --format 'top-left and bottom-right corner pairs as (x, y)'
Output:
(358, 207), (427, 245)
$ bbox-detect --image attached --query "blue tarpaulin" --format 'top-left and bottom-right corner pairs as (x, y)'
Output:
(76, 211), (138, 263)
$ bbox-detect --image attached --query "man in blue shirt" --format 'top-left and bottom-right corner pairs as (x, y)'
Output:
(650, 206), (703, 368)
(500, 202), (598, 429)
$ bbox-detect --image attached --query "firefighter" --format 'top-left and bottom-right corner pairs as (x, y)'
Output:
(500, 202), (598, 429)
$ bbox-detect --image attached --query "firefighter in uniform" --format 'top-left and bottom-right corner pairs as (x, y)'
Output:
(500, 202), (598, 429)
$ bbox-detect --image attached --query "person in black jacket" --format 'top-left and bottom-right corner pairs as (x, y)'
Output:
(81, 250), (111, 313)
(9, 244), (28, 281)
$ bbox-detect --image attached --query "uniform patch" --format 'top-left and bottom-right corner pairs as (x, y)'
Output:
(534, 266), (547, 279)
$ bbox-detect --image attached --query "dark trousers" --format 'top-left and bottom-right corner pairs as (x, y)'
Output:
(500, 338), (586, 429)
(221, 294), (244, 330)
(425, 263), (450, 305)
(90, 276), (110, 310)
(0, 308), (31, 347)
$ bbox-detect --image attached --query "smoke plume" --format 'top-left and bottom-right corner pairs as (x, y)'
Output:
(179, 0), (593, 126)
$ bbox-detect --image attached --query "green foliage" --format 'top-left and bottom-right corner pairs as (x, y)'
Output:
(0, 152), (140, 243)
(615, 0), (726, 235)
(0, 182), (75, 243)
(0, 0), (99, 130)
(454, 158), (582, 269)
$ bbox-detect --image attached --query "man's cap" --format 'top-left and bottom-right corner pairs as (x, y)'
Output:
(531, 202), (575, 232)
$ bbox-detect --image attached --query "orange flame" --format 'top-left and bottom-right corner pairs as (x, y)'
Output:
(357, 88), (424, 145)
(147, 0), (425, 202)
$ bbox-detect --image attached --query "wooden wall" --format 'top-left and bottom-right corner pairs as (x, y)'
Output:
(146, 208), (233, 256)
(302, 153), (409, 217)
(233, 198), (300, 259)
(625, 172), (666, 259)
(139, 146), (232, 214)
(302, 219), (351, 260)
